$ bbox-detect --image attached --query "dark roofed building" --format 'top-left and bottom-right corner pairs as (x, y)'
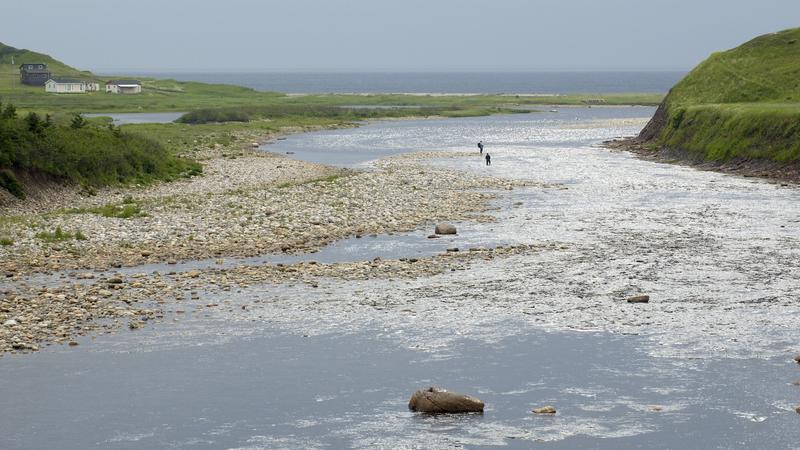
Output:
(20, 63), (51, 86)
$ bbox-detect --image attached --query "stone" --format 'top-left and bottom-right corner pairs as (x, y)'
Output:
(446, 247), (459, 252)
(187, 270), (201, 278)
(532, 406), (557, 414)
(408, 387), (484, 414)
(626, 295), (650, 304)
(794, 355), (800, 364)
(98, 289), (113, 297)
(3, 319), (18, 326)
(107, 277), (124, 284)
(435, 223), (457, 235)
(68, 341), (79, 346)
(796, 406), (800, 415)
(141, 250), (152, 257)
(427, 234), (440, 239)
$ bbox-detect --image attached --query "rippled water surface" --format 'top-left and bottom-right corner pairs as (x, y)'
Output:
(2, 107), (800, 449)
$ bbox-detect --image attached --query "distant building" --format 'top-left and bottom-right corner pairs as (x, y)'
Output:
(19, 63), (51, 86)
(45, 78), (86, 94)
(106, 80), (142, 94)
(84, 81), (100, 92)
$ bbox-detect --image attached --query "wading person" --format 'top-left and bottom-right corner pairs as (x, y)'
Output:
(478, 141), (484, 154)
(485, 153), (491, 166)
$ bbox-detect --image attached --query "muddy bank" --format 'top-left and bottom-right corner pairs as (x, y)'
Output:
(605, 138), (800, 184)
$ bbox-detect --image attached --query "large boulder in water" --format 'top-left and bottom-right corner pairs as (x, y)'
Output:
(434, 223), (457, 235)
(408, 387), (484, 414)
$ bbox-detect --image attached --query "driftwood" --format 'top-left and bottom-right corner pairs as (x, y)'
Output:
(408, 387), (484, 414)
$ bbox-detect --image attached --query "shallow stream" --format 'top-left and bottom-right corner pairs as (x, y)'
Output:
(2, 107), (799, 449)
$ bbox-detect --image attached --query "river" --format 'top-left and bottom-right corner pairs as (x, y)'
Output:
(1, 107), (798, 449)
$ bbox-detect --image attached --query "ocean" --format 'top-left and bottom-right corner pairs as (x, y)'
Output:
(111, 71), (685, 94)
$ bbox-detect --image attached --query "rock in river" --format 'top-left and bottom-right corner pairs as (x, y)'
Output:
(532, 405), (557, 414)
(627, 295), (650, 304)
(408, 387), (484, 414)
(434, 223), (457, 235)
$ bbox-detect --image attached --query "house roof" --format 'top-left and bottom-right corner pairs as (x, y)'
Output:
(107, 79), (141, 86)
(20, 65), (50, 74)
(48, 78), (82, 84)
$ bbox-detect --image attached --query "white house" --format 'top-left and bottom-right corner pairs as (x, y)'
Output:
(84, 81), (100, 92)
(45, 78), (86, 94)
(106, 79), (142, 94)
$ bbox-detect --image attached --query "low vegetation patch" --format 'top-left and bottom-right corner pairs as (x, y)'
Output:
(0, 237), (13, 246)
(70, 200), (146, 219)
(176, 104), (512, 125)
(35, 226), (87, 243)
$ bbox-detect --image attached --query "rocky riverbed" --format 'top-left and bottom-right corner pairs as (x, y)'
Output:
(0, 143), (548, 355)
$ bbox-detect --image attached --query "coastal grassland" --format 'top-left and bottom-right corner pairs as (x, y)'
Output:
(174, 103), (526, 124)
(639, 27), (800, 165)
(662, 103), (800, 162)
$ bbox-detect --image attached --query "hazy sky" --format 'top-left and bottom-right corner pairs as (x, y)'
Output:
(4, 0), (800, 72)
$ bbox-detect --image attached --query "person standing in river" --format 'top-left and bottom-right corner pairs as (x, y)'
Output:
(478, 141), (484, 155)
(485, 153), (491, 166)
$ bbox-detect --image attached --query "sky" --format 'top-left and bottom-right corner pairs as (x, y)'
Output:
(3, 0), (800, 72)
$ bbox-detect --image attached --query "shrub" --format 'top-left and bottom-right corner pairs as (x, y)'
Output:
(0, 169), (25, 199)
(0, 100), (199, 191)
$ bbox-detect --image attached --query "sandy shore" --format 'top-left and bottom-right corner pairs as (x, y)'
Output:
(0, 143), (547, 355)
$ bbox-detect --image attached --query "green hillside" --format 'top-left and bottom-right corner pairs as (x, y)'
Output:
(0, 42), (89, 84)
(640, 27), (800, 163)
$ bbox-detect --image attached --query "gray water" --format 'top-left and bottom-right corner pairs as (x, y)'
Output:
(82, 112), (186, 125)
(267, 107), (652, 168)
(111, 71), (685, 94)
(3, 108), (800, 449)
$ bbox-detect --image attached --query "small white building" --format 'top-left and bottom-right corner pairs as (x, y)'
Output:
(106, 79), (142, 94)
(84, 81), (100, 92)
(45, 78), (86, 94)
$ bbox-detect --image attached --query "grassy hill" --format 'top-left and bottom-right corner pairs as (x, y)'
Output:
(639, 27), (800, 163)
(0, 42), (89, 85)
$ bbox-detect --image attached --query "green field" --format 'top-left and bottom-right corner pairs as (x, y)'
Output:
(644, 27), (800, 163)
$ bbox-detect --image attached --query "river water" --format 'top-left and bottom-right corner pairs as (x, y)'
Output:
(2, 107), (799, 449)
